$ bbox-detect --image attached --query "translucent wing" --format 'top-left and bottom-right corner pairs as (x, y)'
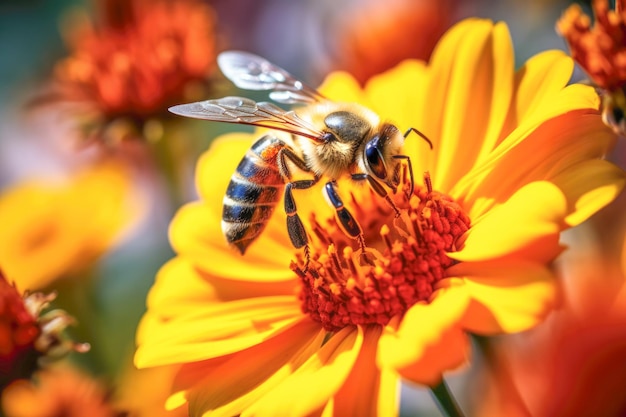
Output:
(217, 51), (326, 104)
(169, 96), (326, 142)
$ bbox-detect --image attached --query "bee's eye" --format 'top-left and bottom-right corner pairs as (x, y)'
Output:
(365, 137), (387, 179)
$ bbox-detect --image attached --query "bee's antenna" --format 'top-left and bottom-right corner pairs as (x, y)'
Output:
(403, 127), (433, 149)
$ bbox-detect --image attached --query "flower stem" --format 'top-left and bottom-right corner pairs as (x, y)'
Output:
(430, 379), (465, 417)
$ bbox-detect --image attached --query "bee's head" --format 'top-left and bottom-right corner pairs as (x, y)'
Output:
(363, 123), (405, 190)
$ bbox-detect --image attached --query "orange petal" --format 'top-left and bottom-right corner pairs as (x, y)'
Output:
(377, 285), (470, 386)
(447, 260), (557, 334)
(331, 325), (399, 417)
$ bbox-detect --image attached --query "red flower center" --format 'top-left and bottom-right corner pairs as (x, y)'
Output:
(292, 177), (470, 332)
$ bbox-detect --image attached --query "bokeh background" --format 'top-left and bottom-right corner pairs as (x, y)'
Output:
(2, 1), (624, 416)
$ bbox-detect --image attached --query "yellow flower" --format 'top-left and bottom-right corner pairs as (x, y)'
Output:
(0, 160), (142, 290)
(135, 19), (625, 416)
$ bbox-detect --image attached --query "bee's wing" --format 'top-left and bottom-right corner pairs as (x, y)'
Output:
(218, 51), (325, 104)
(169, 96), (326, 142)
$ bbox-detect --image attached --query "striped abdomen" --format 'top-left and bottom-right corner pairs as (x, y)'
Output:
(222, 135), (287, 254)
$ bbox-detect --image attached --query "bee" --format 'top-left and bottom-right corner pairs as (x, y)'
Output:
(169, 51), (430, 266)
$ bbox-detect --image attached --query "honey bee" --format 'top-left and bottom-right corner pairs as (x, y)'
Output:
(169, 51), (430, 265)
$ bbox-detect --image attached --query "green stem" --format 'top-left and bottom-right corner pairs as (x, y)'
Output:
(430, 379), (465, 417)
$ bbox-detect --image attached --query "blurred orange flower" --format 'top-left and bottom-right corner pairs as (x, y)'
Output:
(0, 160), (143, 290)
(136, 18), (624, 416)
(0, 272), (88, 391)
(2, 365), (118, 417)
(557, 0), (626, 134)
(474, 225), (626, 417)
(49, 0), (218, 143)
(327, 0), (455, 84)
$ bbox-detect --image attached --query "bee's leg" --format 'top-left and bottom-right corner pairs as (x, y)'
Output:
(284, 178), (318, 273)
(276, 148), (310, 180)
(391, 154), (415, 197)
(351, 173), (401, 217)
(324, 181), (366, 251)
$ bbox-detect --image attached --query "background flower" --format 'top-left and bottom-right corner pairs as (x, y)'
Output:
(45, 0), (218, 144)
(0, 159), (143, 291)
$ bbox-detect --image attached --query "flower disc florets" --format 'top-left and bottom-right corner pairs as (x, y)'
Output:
(292, 179), (470, 331)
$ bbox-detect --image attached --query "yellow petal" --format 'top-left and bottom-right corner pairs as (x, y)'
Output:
(377, 284), (470, 386)
(243, 326), (363, 417)
(499, 50), (574, 138)
(451, 181), (567, 263)
(425, 19), (515, 192)
(195, 133), (254, 213)
(136, 257), (219, 346)
(364, 59), (432, 175)
(452, 86), (607, 214)
(551, 160), (626, 226)
(175, 319), (323, 417)
(318, 72), (371, 105)
(169, 202), (295, 281)
(135, 296), (302, 367)
(447, 260), (557, 334)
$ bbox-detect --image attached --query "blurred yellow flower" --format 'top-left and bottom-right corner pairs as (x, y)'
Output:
(48, 0), (217, 143)
(0, 160), (142, 290)
(557, 0), (626, 134)
(135, 18), (624, 416)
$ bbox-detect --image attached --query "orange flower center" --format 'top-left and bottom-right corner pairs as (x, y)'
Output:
(291, 177), (470, 332)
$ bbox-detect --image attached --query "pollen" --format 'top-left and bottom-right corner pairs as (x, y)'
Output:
(292, 180), (470, 332)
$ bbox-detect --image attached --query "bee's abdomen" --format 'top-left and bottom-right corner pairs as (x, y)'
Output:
(222, 135), (287, 254)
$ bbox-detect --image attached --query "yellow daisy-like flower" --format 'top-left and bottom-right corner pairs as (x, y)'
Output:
(135, 18), (625, 416)
(0, 160), (142, 290)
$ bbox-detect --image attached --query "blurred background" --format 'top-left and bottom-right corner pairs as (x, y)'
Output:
(2, 0), (624, 416)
